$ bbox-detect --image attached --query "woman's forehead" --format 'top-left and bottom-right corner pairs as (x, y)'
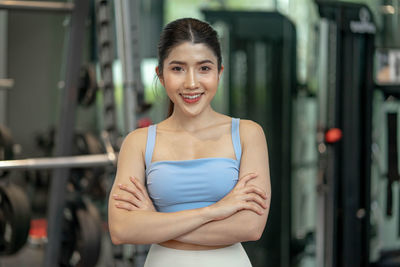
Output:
(166, 42), (217, 63)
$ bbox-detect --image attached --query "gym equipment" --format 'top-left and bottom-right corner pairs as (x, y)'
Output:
(0, 183), (31, 255)
(59, 197), (102, 267)
(0, 1), (74, 12)
(386, 112), (400, 217)
(203, 10), (296, 267)
(114, 0), (152, 133)
(0, 153), (116, 170)
(95, 0), (119, 148)
(316, 2), (375, 267)
(0, 125), (14, 178)
(1, 1), (113, 266)
(41, 0), (91, 266)
(0, 79), (14, 89)
(78, 64), (98, 107)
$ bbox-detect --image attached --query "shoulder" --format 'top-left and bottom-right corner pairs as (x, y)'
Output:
(121, 126), (151, 150)
(238, 119), (265, 135)
(238, 119), (266, 144)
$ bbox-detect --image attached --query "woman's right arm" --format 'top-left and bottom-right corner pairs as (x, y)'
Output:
(108, 128), (215, 245)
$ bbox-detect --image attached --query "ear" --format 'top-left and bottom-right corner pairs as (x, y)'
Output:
(155, 66), (165, 87)
(218, 64), (224, 81)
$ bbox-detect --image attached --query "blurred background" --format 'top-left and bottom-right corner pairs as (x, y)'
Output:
(0, 0), (399, 266)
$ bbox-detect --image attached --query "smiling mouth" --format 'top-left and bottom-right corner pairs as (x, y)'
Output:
(181, 93), (203, 99)
(180, 93), (204, 103)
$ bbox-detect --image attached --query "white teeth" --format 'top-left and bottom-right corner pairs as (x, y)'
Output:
(182, 94), (201, 99)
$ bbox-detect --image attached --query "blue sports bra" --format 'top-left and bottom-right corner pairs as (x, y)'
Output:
(145, 118), (242, 213)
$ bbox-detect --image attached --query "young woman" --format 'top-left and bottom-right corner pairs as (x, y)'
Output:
(108, 18), (271, 267)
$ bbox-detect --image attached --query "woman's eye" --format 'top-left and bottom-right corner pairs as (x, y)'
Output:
(172, 66), (183, 71)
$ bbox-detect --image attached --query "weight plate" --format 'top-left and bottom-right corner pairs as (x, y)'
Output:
(0, 125), (15, 178)
(60, 200), (102, 267)
(0, 184), (31, 255)
(78, 65), (98, 107)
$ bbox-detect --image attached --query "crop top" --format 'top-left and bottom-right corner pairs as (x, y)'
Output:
(145, 118), (242, 212)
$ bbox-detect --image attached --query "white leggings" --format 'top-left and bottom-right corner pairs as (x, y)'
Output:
(144, 243), (252, 267)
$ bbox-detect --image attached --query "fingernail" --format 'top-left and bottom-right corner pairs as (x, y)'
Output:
(112, 194), (118, 198)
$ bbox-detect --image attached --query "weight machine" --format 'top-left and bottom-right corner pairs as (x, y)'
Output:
(315, 1), (400, 267)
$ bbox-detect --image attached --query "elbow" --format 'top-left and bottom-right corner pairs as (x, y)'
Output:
(110, 234), (124, 245)
(109, 221), (148, 245)
(248, 228), (263, 241)
(109, 225), (126, 245)
(246, 222), (265, 242)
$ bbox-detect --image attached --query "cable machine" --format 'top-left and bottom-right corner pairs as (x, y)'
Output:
(315, 2), (375, 267)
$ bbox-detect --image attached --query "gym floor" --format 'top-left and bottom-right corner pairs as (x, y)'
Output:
(0, 232), (118, 267)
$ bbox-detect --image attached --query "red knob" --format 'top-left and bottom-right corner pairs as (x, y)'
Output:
(325, 128), (343, 143)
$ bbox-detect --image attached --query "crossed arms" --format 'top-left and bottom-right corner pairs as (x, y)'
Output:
(108, 120), (271, 246)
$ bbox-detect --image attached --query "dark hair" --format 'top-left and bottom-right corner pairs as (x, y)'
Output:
(157, 18), (222, 117)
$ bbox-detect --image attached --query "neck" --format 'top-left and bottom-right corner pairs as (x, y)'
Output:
(167, 105), (218, 132)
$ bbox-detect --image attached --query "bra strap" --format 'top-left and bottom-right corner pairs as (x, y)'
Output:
(231, 118), (242, 162)
(145, 124), (157, 167)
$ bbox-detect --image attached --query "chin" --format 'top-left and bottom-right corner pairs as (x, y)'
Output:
(177, 106), (206, 117)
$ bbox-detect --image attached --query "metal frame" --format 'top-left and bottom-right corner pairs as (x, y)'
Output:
(0, 9), (7, 125)
(0, 153), (116, 170)
(114, 0), (139, 133)
(0, 1), (73, 13)
(43, 0), (90, 266)
(0, 0), (91, 265)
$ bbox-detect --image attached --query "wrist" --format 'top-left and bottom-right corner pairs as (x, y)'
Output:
(199, 206), (217, 222)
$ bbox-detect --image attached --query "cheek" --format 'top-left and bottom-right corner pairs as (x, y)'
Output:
(202, 75), (220, 90)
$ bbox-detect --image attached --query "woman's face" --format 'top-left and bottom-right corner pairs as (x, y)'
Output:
(157, 41), (223, 117)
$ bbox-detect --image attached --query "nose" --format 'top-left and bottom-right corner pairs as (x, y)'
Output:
(184, 69), (199, 90)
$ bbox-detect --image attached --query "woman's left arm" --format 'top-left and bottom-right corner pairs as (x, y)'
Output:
(173, 120), (271, 245)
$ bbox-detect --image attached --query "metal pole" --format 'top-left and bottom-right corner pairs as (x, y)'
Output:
(0, 1), (73, 13)
(114, 0), (135, 133)
(43, 0), (89, 266)
(0, 153), (117, 170)
(0, 9), (7, 125)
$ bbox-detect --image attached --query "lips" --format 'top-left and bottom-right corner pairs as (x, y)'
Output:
(180, 93), (204, 104)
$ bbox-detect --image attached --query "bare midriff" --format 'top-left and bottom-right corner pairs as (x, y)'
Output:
(159, 240), (231, 250)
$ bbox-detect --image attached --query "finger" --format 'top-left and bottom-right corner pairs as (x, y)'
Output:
(113, 194), (140, 207)
(115, 201), (137, 211)
(245, 193), (268, 209)
(130, 177), (150, 198)
(237, 173), (258, 187)
(242, 202), (264, 215)
(118, 183), (144, 201)
(244, 185), (267, 199)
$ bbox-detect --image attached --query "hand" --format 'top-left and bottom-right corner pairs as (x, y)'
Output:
(113, 177), (156, 212)
(208, 173), (268, 221)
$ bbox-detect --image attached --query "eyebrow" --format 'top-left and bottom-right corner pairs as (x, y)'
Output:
(168, 60), (215, 65)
